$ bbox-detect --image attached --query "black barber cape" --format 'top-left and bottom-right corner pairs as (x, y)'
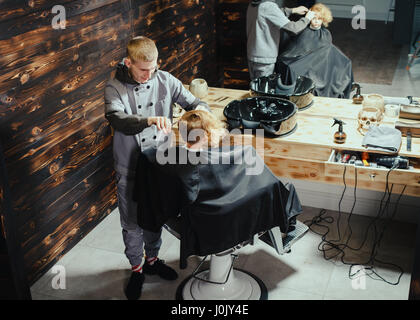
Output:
(276, 27), (354, 98)
(134, 145), (302, 268)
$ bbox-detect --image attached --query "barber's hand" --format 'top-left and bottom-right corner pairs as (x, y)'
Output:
(147, 116), (172, 134)
(305, 10), (316, 21)
(292, 6), (308, 15)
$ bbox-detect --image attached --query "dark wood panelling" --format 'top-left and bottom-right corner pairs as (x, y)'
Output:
(0, 0), (128, 287)
(409, 213), (420, 300)
(217, 0), (300, 89)
(218, 0), (250, 89)
(131, 0), (223, 85)
(0, 142), (31, 299)
(0, 0), (223, 292)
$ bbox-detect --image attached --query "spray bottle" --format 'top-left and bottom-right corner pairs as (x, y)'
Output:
(351, 82), (364, 104)
(332, 118), (347, 144)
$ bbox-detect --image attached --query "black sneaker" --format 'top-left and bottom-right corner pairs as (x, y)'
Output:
(143, 258), (178, 280)
(124, 272), (145, 300)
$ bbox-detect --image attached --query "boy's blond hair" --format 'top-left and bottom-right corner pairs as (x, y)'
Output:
(179, 110), (227, 147)
(310, 3), (333, 27)
(127, 36), (158, 62)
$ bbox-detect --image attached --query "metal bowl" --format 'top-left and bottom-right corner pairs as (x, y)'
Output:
(223, 96), (298, 136)
(250, 74), (315, 110)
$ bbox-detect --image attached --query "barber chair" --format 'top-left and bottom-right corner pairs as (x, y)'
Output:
(163, 216), (308, 300)
(137, 145), (308, 299)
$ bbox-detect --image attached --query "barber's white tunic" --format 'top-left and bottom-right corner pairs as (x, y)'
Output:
(105, 65), (206, 177)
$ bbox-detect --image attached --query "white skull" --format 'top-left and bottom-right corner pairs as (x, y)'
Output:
(357, 107), (383, 135)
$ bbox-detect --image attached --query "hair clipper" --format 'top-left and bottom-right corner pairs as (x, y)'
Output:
(376, 156), (409, 169)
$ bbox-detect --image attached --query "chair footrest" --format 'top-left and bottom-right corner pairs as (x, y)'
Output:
(260, 220), (308, 255)
(281, 220), (309, 253)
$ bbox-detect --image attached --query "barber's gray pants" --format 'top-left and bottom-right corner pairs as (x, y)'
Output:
(248, 61), (275, 80)
(116, 173), (162, 267)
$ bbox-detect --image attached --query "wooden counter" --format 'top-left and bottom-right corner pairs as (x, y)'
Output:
(189, 86), (420, 301)
(194, 87), (420, 198)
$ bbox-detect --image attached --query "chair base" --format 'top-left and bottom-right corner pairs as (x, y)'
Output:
(176, 268), (268, 300)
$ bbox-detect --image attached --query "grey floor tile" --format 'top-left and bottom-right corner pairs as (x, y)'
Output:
(358, 46), (420, 97)
(36, 202), (415, 300)
(30, 207), (416, 300)
(141, 241), (206, 300)
(31, 245), (131, 300)
(324, 254), (412, 300)
(30, 291), (65, 300)
(238, 243), (336, 297)
(77, 209), (125, 254)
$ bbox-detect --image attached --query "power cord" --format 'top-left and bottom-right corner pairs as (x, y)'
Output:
(304, 163), (407, 285)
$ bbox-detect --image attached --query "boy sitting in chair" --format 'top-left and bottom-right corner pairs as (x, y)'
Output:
(135, 110), (303, 271)
(276, 3), (354, 98)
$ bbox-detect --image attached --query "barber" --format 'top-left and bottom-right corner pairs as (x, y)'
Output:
(247, 0), (316, 80)
(104, 36), (210, 300)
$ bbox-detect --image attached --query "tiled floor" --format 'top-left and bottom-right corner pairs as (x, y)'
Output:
(358, 45), (420, 97)
(30, 204), (417, 300)
(30, 45), (420, 300)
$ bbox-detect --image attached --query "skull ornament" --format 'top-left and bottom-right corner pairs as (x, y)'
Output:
(357, 107), (383, 135)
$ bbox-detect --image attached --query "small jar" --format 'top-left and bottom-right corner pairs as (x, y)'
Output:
(189, 78), (208, 99)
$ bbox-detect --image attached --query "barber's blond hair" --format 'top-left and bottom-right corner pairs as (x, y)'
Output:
(179, 110), (227, 147)
(310, 3), (333, 27)
(127, 36), (158, 62)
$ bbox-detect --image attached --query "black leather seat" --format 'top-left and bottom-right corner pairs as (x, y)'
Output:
(136, 145), (308, 300)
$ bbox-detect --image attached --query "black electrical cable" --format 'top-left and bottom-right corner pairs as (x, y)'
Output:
(304, 161), (407, 285)
(306, 165), (358, 261)
(350, 165), (406, 285)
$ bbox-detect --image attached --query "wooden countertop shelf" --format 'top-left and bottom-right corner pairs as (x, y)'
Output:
(191, 86), (420, 198)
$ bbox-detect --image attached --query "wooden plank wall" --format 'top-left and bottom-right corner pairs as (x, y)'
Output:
(133, 0), (222, 86)
(0, 142), (31, 299)
(0, 0), (222, 288)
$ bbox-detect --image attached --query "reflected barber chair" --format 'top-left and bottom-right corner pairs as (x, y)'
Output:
(164, 215), (308, 300)
(223, 96), (298, 137)
(137, 146), (308, 300)
(249, 74), (315, 111)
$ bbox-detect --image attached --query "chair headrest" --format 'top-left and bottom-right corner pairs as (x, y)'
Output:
(275, 76), (296, 96)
